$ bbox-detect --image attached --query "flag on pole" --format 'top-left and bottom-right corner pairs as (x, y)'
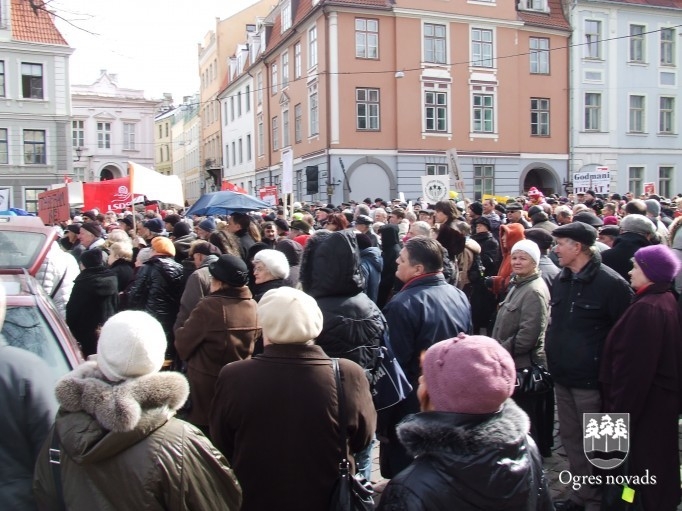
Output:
(221, 180), (248, 194)
(128, 161), (184, 206)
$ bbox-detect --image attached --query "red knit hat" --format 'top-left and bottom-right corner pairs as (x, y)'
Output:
(423, 334), (516, 414)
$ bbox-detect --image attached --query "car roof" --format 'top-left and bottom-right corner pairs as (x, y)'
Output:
(0, 215), (57, 276)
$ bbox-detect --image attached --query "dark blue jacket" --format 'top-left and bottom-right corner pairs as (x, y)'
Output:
(359, 246), (383, 304)
(383, 273), (472, 386)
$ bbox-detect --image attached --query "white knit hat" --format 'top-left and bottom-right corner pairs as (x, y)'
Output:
(257, 287), (322, 344)
(511, 239), (541, 266)
(95, 311), (167, 382)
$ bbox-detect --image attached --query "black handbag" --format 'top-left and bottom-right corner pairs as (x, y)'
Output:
(366, 341), (413, 411)
(329, 358), (375, 511)
(514, 363), (554, 396)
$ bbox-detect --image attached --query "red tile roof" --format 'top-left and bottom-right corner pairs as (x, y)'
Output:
(11, 0), (68, 45)
(517, 0), (571, 30)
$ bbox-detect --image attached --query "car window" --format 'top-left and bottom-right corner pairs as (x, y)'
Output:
(2, 306), (71, 379)
(0, 231), (47, 270)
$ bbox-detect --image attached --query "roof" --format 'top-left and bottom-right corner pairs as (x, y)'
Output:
(11, 0), (69, 45)
(517, 0), (571, 31)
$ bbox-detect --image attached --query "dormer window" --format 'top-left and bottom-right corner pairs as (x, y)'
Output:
(281, 1), (291, 33)
(518, 0), (549, 13)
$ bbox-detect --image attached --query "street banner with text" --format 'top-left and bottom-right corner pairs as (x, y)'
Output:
(421, 175), (450, 203)
(259, 186), (278, 207)
(573, 167), (610, 194)
(83, 177), (140, 212)
(38, 187), (70, 225)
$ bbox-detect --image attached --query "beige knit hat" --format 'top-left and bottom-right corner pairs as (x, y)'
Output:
(257, 287), (322, 344)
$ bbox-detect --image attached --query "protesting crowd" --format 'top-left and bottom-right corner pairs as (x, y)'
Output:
(3, 186), (682, 510)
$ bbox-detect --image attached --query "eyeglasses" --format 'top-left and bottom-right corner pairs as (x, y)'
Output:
(252, 264), (266, 273)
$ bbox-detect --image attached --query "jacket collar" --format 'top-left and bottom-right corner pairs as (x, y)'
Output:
(211, 286), (253, 300)
(633, 281), (674, 301)
(401, 272), (445, 291)
(559, 251), (601, 282)
(259, 343), (330, 360)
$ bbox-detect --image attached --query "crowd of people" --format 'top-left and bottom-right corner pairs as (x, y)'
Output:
(2, 186), (682, 510)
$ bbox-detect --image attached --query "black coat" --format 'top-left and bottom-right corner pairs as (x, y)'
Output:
(109, 258), (135, 292)
(471, 231), (501, 276)
(124, 256), (184, 346)
(378, 401), (552, 511)
(378, 224), (401, 308)
(300, 230), (385, 370)
(545, 253), (633, 389)
(66, 267), (119, 357)
(601, 232), (651, 281)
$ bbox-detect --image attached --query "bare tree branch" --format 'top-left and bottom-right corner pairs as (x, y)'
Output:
(24, 0), (100, 36)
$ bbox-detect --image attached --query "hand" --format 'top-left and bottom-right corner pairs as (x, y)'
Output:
(484, 276), (495, 289)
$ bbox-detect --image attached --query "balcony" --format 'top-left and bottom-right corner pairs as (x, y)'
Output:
(204, 158), (222, 188)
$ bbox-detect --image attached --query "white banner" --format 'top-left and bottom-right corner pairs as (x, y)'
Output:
(573, 167), (610, 194)
(421, 175), (450, 203)
(128, 161), (184, 206)
(281, 150), (293, 194)
(0, 188), (10, 210)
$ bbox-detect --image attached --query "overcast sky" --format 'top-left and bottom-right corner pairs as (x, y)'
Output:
(53, 0), (260, 102)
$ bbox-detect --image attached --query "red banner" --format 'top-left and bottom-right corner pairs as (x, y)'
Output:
(83, 177), (141, 212)
(221, 180), (248, 194)
(259, 186), (278, 207)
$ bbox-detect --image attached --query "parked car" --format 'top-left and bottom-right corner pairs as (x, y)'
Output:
(1, 215), (83, 374)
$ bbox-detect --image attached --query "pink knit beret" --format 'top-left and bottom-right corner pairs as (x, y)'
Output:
(634, 245), (681, 284)
(423, 334), (516, 414)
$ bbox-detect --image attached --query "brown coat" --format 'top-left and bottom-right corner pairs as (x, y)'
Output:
(209, 344), (377, 511)
(174, 286), (260, 427)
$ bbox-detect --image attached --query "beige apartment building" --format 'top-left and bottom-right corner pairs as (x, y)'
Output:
(198, 0), (276, 192)
(246, 0), (570, 204)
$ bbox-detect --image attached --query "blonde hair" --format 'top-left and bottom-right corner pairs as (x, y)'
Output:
(109, 241), (133, 262)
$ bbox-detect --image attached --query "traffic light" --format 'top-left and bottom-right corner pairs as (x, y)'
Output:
(306, 165), (319, 194)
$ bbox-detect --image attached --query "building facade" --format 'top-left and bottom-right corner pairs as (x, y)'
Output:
(242, 0), (571, 205)
(154, 94), (176, 176)
(569, 0), (682, 197)
(0, 0), (73, 213)
(172, 94), (201, 204)
(71, 70), (160, 182)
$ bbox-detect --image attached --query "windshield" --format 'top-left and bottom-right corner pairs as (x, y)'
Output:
(2, 305), (71, 379)
(0, 231), (47, 269)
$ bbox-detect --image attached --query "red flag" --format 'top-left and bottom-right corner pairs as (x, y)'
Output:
(64, 175), (72, 184)
(221, 180), (248, 194)
(83, 177), (141, 212)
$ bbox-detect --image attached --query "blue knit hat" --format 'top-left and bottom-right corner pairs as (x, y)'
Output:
(198, 217), (216, 233)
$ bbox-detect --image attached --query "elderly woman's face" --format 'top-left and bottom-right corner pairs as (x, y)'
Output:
(253, 261), (274, 285)
(629, 260), (651, 290)
(511, 250), (536, 278)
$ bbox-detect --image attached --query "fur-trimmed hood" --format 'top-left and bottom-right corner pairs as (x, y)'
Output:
(54, 361), (189, 464)
(395, 400), (536, 508)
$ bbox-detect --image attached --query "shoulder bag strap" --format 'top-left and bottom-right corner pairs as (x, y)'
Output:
(50, 270), (67, 299)
(49, 427), (67, 511)
(332, 358), (350, 471)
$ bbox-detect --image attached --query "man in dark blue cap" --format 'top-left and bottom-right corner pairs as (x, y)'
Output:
(545, 222), (633, 511)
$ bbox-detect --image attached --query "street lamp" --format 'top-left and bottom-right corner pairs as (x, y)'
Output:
(73, 146), (83, 162)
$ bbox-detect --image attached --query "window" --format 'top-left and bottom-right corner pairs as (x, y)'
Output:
(425, 90), (447, 132)
(356, 18), (379, 59)
(659, 166), (674, 197)
(123, 123), (136, 150)
(471, 28), (493, 68)
(661, 28), (675, 66)
(356, 88), (380, 130)
(530, 98), (550, 136)
(21, 63), (43, 99)
(585, 20), (602, 59)
(24, 188), (47, 214)
(309, 26), (318, 68)
(630, 25), (645, 62)
(24, 130), (46, 164)
(282, 109), (290, 147)
(424, 23), (446, 64)
(629, 95), (645, 133)
(72, 120), (84, 148)
(230, 96), (235, 121)
(237, 91), (242, 117)
(271, 63), (278, 95)
(159, 125), (162, 137)
(238, 138), (243, 164)
(295, 103), (302, 143)
(272, 116), (279, 151)
(257, 115), (264, 156)
(474, 165), (494, 200)
(97, 122), (111, 148)
(281, 1), (291, 32)
(426, 164), (447, 175)
(628, 167), (643, 197)
(165, 123), (168, 137)
(0, 128), (7, 164)
(526, 0), (547, 11)
(473, 94), (494, 132)
(659, 96), (675, 133)
(257, 72), (263, 105)
(231, 141), (236, 166)
(584, 93), (601, 131)
(245, 85), (251, 112)
(281, 52), (289, 89)
(0, 61), (5, 97)
(530, 37), (549, 74)
(309, 83), (319, 135)
(294, 42), (302, 79)
(225, 145), (230, 168)
(246, 134), (252, 161)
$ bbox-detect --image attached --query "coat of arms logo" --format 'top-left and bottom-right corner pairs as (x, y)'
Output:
(583, 413), (629, 469)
